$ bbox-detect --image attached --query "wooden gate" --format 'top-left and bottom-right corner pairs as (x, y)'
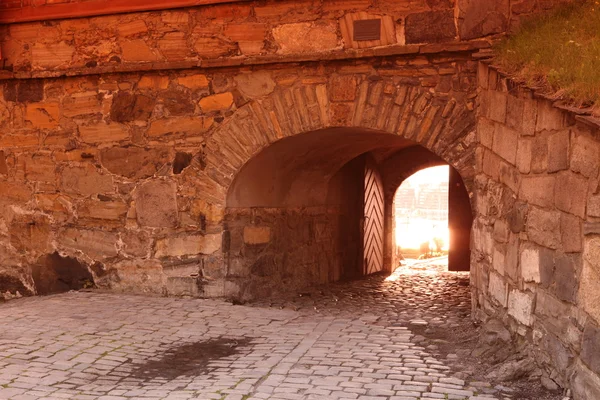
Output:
(363, 158), (384, 275)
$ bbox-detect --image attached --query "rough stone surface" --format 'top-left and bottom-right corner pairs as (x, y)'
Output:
(60, 164), (114, 197)
(111, 92), (156, 122)
(547, 130), (570, 172)
(135, 180), (179, 228)
(405, 10), (457, 44)
(155, 234), (221, 258)
(508, 289), (535, 326)
(581, 321), (600, 375)
(100, 147), (172, 180)
(272, 22), (339, 54)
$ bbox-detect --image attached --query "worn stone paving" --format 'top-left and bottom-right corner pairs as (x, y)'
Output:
(0, 262), (504, 400)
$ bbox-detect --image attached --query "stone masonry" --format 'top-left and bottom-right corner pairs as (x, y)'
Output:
(474, 63), (600, 399)
(0, 0), (597, 399)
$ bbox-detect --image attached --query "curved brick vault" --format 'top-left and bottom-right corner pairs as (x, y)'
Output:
(204, 75), (477, 299)
(0, 57), (479, 300)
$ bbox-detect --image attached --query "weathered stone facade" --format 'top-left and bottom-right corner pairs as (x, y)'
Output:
(0, 0), (596, 398)
(474, 63), (600, 399)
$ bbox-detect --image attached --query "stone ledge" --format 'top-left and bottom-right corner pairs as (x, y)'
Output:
(0, 39), (491, 81)
(482, 62), (600, 133)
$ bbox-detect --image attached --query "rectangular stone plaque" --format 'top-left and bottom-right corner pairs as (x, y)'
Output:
(353, 19), (381, 41)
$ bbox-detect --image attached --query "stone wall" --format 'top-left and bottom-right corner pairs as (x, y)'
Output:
(1, 0), (568, 80)
(0, 51), (479, 300)
(473, 62), (600, 399)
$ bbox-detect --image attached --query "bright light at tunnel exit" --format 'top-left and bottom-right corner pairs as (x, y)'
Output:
(394, 165), (450, 252)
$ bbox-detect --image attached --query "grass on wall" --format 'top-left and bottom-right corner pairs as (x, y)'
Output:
(494, 1), (600, 106)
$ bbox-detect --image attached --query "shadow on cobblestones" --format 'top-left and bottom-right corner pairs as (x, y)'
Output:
(128, 337), (253, 381)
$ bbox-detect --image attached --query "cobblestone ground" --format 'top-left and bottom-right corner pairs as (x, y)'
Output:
(0, 260), (532, 400)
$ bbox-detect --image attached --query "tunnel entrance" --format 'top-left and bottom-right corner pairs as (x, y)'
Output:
(225, 128), (473, 300)
(393, 165), (472, 272)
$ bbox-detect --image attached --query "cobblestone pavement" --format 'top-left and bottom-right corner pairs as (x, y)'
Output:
(0, 261), (516, 400)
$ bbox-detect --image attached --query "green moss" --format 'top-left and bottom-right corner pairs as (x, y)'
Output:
(494, 0), (600, 105)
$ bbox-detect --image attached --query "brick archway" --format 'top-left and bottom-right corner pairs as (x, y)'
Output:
(198, 76), (478, 299)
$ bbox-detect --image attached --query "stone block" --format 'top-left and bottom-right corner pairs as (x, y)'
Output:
(106, 260), (165, 294)
(120, 230), (151, 258)
(193, 37), (238, 58)
(492, 124), (517, 164)
(571, 132), (600, 178)
(58, 228), (118, 260)
(547, 130), (570, 172)
(492, 247), (505, 275)
(147, 116), (213, 137)
(582, 322), (600, 375)
(521, 98), (537, 136)
(329, 75), (358, 102)
(482, 148), (502, 180)
(493, 220), (509, 243)
(135, 179), (178, 228)
(580, 237), (600, 323)
(520, 247), (540, 283)
(177, 74), (209, 89)
(79, 122), (129, 144)
(536, 99), (566, 132)
(121, 39), (161, 62)
(273, 22), (338, 54)
(166, 276), (200, 297)
(535, 288), (569, 319)
(555, 171), (587, 218)
(31, 41), (74, 68)
(539, 329), (573, 373)
(25, 102), (60, 129)
(234, 71), (276, 99)
(506, 95), (524, 132)
(530, 135), (548, 173)
(508, 289), (535, 326)
(111, 92), (155, 122)
(243, 226), (271, 245)
(199, 92), (234, 112)
(405, 9), (456, 44)
(160, 89), (195, 116)
(488, 91), (507, 123)
(157, 32), (190, 60)
(499, 161), (520, 193)
(100, 147), (172, 180)
(155, 234), (221, 258)
(457, 0), (509, 40)
(540, 246), (555, 289)
(63, 91), (102, 117)
(505, 234), (519, 280)
(477, 117), (494, 149)
(527, 207), (560, 249)
(9, 214), (52, 254)
(60, 164), (114, 197)
(488, 272), (508, 307)
(571, 361), (600, 400)
(117, 20), (148, 37)
(77, 199), (128, 221)
(553, 253), (580, 304)
(516, 139), (532, 174)
(507, 201), (527, 233)
(588, 195), (600, 218)
(519, 175), (554, 208)
(560, 212), (582, 253)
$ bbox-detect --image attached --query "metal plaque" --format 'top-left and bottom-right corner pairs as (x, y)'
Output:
(353, 19), (381, 41)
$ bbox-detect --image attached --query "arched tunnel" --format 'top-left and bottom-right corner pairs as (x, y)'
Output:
(224, 128), (473, 300)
